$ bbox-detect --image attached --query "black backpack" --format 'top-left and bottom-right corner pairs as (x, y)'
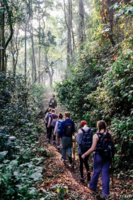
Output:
(49, 98), (57, 108)
(80, 128), (93, 154)
(64, 121), (73, 137)
(97, 132), (114, 159)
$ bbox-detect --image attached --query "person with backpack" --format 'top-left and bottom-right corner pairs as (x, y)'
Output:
(49, 94), (57, 109)
(42, 108), (52, 139)
(81, 120), (114, 199)
(54, 113), (63, 151)
(47, 109), (58, 144)
(59, 112), (75, 163)
(75, 120), (93, 183)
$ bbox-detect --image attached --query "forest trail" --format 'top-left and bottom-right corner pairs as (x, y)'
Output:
(39, 92), (133, 200)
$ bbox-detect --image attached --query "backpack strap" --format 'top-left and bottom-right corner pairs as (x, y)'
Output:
(81, 128), (90, 133)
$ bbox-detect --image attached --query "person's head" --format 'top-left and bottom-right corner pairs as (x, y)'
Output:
(49, 108), (52, 112)
(65, 112), (70, 119)
(53, 94), (55, 98)
(80, 120), (87, 127)
(97, 120), (107, 132)
(52, 109), (55, 113)
(59, 112), (63, 119)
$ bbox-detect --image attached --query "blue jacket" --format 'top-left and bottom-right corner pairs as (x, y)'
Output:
(59, 119), (75, 137)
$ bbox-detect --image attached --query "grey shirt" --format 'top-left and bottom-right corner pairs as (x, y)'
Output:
(76, 128), (90, 155)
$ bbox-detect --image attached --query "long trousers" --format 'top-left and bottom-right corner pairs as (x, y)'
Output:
(56, 134), (60, 147)
(45, 123), (49, 138)
(48, 126), (54, 140)
(79, 154), (89, 178)
(62, 137), (72, 160)
(89, 153), (111, 197)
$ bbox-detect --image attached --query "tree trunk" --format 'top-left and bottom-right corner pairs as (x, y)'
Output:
(67, 0), (72, 69)
(0, 0), (5, 71)
(107, 0), (116, 46)
(38, 4), (41, 83)
(49, 72), (53, 88)
(24, 24), (27, 79)
(79, 0), (85, 49)
(30, 0), (36, 82)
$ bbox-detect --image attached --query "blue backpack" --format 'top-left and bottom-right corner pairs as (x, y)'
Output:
(80, 128), (93, 154)
(57, 121), (62, 133)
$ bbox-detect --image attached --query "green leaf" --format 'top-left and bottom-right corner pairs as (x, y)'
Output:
(0, 151), (8, 160)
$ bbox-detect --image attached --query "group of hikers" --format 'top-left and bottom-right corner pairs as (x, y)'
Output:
(42, 95), (114, 199)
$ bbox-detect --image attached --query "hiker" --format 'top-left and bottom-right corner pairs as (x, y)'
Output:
(54, 113), (63, 151)
(59, 112), (75, 163)
(81, 120), (114, 199)
(49, 94), (57, 109)
(75, 120), (93, 183)
(47, 109), (58, 143)
(42, 108), (52, 138)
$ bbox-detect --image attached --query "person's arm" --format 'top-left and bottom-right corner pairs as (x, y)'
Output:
(54, 121), (58, 134)
(42, 113), (48, 124)
(76, 129), (83, 144)
(47, 115), (52, 127)
(81, 134), (99, 159)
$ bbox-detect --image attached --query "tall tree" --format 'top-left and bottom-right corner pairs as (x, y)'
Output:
(30, 0), (36, 82)
(79, 0), (85, 48)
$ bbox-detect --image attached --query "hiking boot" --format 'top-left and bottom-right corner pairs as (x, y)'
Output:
(69, 156), (72, 164)
(80, 178), (84, 183)
(87, 172), (91, 181)
(53, 140), (56, 145)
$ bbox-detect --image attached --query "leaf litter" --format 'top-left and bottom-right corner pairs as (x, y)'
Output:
(38, 135), (133, 200)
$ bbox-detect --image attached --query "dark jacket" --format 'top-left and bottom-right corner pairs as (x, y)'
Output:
(59, 119), (75, 138)
(49, 98), (57, 108)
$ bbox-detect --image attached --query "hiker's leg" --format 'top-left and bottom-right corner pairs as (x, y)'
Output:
(67, 147), (71, 157)
(56, 134), (60, 148)
(84, 155), (91, 181)
(79, 154), (84, 178)
(101, 160), (111, 196)
(67, 147), (72, 163)
(51, 127), (55, 144)
(49, 126), (52, 140)
(89, 154), (102, 190)
(84, 155), (89, 171)
(62, 137), (66, 160)
(45, 123), (48, 133)
(47, 127), (49, 138)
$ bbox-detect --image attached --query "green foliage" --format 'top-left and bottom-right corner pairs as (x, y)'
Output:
(0, 73), (48, 199)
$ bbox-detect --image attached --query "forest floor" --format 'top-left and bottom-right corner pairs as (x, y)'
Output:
(38, 93), (133, 200)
